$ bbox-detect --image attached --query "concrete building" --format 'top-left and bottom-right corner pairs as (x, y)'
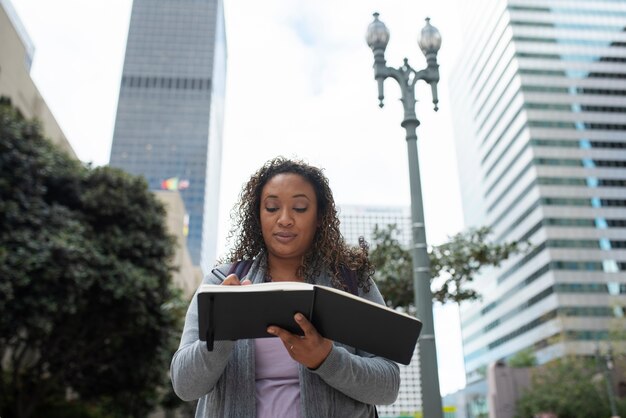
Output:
(486, 362), (532, 418)
(337, 204), (423, 416)
(338, 205), (412, 247)
(378, 348), (423, 418)
(0, 0), (75, 158)
(154, 190), (203, 300)
(448, 0), (626, 414)
(109, 0), (227, 273)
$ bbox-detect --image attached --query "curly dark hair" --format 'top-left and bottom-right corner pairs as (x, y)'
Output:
(224, 157), (373, 291)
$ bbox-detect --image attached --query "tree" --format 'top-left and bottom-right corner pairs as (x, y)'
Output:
(429, 226), (523, 304)
(507, 347), (537, 368)
(514, 356), (626, 418)
(369, 224), (525, 309)
(368, 225), (414, 310)
(0, 101), (184, 417)
(512, 311), (626, 418)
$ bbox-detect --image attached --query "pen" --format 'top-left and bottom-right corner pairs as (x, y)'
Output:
(211, 268), (251, 284)
(211, 268), (227, 282)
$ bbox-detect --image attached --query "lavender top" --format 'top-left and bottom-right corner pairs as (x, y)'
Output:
(254, 337), (301, 418)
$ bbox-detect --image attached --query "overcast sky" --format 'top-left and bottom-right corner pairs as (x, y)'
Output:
(11, 0), (467, 396)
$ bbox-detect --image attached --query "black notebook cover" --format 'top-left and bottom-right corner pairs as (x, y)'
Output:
(197, 282), (422, 365)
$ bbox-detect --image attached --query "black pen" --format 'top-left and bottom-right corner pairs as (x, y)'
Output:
(211, 268), (227, 282)
(211, 268), (251, 284)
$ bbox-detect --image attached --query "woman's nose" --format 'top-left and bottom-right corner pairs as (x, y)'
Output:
(277, 209), (294, 227)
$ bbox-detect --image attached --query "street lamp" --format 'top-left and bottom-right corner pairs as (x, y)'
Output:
(366, 12), (444, 418)
(595, 343), (620, 418)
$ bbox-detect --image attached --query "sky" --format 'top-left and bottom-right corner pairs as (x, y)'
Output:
(10, 0), (468, 396)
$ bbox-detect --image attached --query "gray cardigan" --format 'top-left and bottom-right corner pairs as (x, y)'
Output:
(170, 258), (400, 417)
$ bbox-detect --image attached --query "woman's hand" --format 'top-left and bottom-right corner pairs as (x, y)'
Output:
(221, 274), (252, 286)
(267, 313), (332, 369)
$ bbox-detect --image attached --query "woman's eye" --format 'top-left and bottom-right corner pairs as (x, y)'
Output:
(294, 207), (307, 213)
(265, 207), (279, 213)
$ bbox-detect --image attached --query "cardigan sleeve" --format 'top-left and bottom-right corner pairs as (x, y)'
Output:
(309, 281), (401, 405)
(170, 272), (235, 401)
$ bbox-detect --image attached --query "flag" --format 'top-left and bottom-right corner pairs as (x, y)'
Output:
(161, 177), (179, 190)
(178, 179), (190, 190)
(161, 177), (190, 191)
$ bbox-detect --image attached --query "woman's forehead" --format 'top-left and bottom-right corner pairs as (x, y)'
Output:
(262, 173), (314, 196)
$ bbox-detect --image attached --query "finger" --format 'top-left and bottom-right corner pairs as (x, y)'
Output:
(221, 274), (241, 286)
(266, 325), (294, 343)
(293, 313), (318, 337)
(267, 327), (300, 356)
(241, 278), (252, 285)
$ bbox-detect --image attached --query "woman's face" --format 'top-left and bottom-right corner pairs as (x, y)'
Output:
(260, 173), (319, 265)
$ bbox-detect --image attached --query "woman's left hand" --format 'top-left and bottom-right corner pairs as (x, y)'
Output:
(267, 313), (332, 369)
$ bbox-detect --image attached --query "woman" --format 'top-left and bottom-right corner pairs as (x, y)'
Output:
(170, 157), (400, 417)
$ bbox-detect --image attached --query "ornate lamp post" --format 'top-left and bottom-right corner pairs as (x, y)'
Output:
(366, 13), (443, 418)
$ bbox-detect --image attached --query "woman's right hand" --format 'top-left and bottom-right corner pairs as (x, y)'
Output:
(221, 274), (252, 286)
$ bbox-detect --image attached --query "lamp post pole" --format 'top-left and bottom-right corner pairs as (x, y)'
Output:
(366, 13), (443, 418)
(596, 343), (620, 418)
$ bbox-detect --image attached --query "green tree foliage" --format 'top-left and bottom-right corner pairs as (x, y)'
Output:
(429, 226), (523, 304)
(507, 348), (537, 368)
(369, 224), (525, 308)
(368, 225), (414, 310)
(515, 356), (626, 418)
(0, 101), (184, 417)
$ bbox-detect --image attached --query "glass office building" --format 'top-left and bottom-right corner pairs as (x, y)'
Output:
(110, 0), (227, 272)
(449, 0), (626, 386)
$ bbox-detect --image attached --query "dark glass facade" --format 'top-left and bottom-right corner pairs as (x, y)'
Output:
(110, 0), (227, 272)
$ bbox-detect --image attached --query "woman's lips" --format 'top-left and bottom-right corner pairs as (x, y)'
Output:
(274, 232), (296, 243)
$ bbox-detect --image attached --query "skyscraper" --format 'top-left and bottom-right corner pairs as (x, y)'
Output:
(338, 205), (412, 247)
(337, 205), (424, 416)
(109, 0), (227, 272)
(449, 0), (626, 391)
